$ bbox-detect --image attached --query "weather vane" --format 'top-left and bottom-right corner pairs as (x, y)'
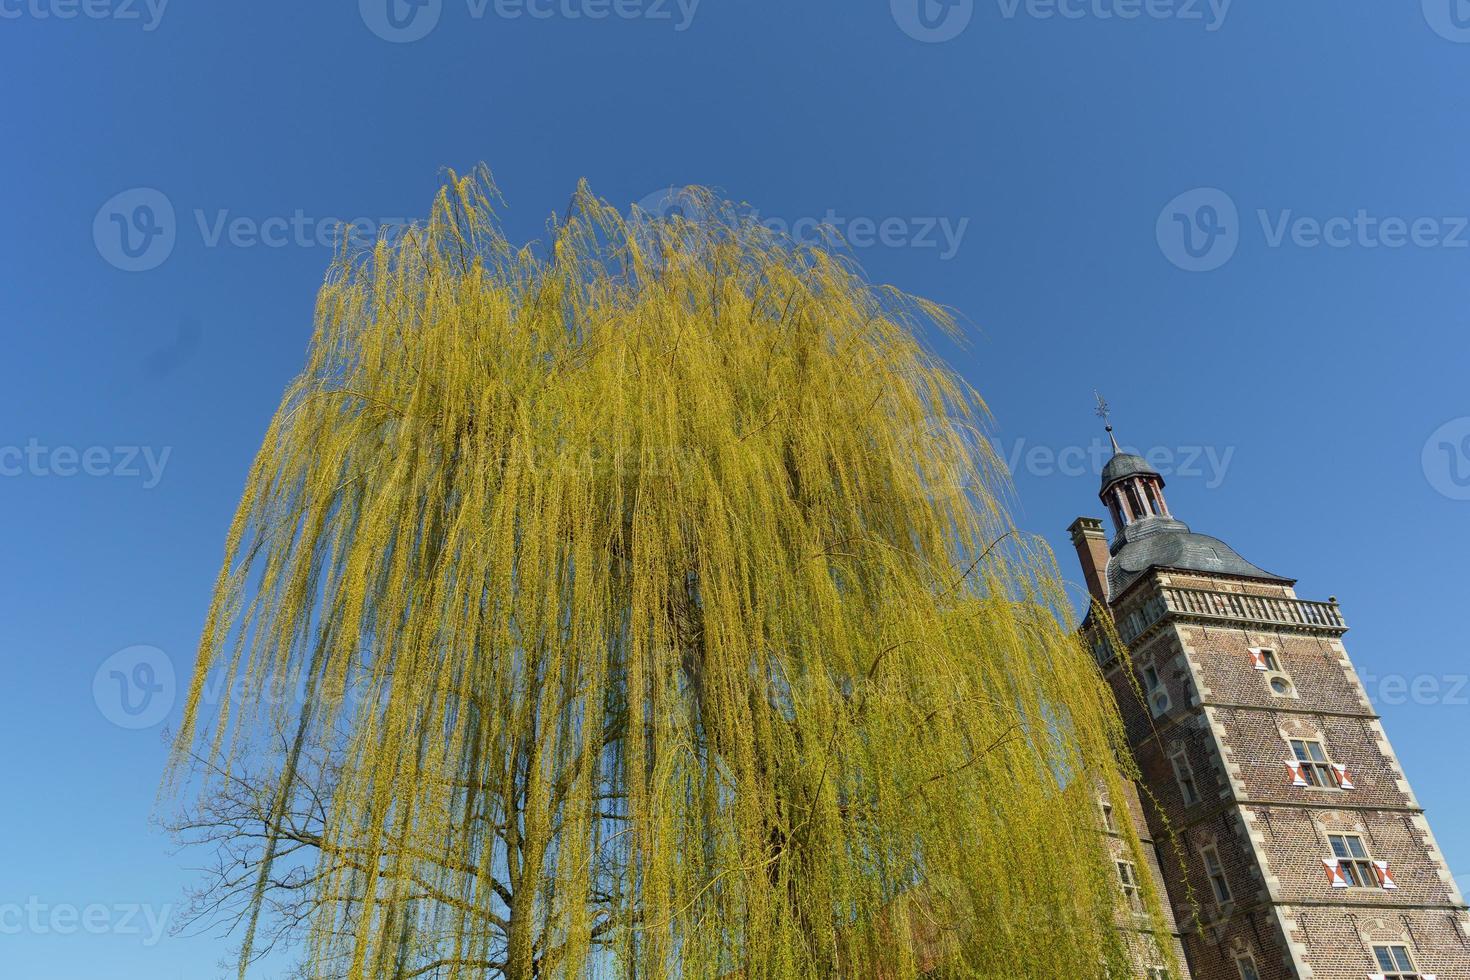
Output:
(1094, 390), (1121, 453)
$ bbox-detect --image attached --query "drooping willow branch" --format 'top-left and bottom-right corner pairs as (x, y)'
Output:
(167, 168), (1175, 980)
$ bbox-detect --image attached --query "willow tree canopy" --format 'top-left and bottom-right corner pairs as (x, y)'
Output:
(169, 169), (1172, 980)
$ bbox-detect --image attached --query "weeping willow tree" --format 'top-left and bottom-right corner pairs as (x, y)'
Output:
(168, 168), (1175, 980)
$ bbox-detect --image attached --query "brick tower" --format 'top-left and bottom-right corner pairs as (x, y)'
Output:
(1069, 424), (1470, 980)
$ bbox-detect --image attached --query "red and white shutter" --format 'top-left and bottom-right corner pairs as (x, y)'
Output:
(1372, 860), (1398, 889)
(1332, 763), (1355, 790)
(1323, 858), (1348, 888)
(1286, 760), (1309, 787)
(1249, 649), (1268, 671)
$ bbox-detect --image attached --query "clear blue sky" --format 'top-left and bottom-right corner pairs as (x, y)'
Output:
(3, 2), (1469, 976)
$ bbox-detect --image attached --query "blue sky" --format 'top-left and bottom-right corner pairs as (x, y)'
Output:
(3, 2), (1469, 976)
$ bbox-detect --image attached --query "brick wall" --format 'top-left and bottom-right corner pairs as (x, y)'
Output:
(1092, 571), (1470, 979)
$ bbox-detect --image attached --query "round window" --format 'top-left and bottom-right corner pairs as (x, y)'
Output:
(1270, 676), (1293, 696)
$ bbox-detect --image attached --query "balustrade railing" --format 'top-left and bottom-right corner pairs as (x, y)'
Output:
(1099, 586), (1346, 657)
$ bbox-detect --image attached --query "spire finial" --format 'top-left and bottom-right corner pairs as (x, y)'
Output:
(1094, 390), (1122, 454)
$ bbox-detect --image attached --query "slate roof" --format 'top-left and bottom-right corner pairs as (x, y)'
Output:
(1105, 515), (1291, 599)
(1099, 452), (1154, 490)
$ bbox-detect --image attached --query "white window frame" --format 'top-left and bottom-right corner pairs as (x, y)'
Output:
(1325, 833), (1395, 889)
(1289, 738), (1350, 789)
(1249, 646), (1281, 672)
(1116, 859), (1143, 911)
(1370, 942), (1426, 979)
(1267, 672), (1298, 698)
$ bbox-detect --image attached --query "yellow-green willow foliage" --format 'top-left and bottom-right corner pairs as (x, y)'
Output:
(171, 168), (1175, 980)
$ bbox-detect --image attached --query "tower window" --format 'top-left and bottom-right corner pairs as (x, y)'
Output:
(1234, 954), (1262, 980)
(1288, 739), (1347, 789)
(1144, 482), (1161, 515)
(1126, 483), (1147, 520)
(1201, 844), (1232, 905)
(1143, 664), (1171, 717)
(1249, 647), (1297, 698)
(1099, 801), (1116, 833)
(1323, 833), (1395, 889)
(1372, 944), (1421, 979)
(1171, 748), (1201, 806)
(1248, 647), (1281, 672)
(1116, 860), (1142, 911)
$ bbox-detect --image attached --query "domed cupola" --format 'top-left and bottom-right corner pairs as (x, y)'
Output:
(1083, 396), (1289, 600)
(1098, 432), (1175, 538)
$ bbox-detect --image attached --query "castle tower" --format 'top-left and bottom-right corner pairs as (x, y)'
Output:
(1070, 422), (1470, 980)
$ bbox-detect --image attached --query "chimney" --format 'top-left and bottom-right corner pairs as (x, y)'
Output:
(1067, 517), (1110, 607)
